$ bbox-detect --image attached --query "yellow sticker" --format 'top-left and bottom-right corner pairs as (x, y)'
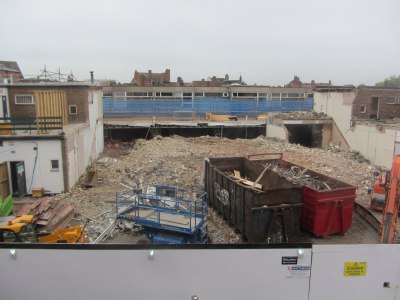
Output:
(343, 262), (367, 276)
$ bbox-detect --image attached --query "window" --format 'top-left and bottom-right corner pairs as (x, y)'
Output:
(288, 93), (300, 98)
(114, 92), (126, 100)
(360, 105), (367, 113)
(388, 97), (400, 104)
(51, 160), (59, 171)
(204, 93), (223, 97)
(15, 95), (34, 104)
(127, 92), (147, 97)
(103, 92), (112, 98)
(271, 93), (281, 100)
(69, 105), (77, 115)
(258, 93), (268, 99)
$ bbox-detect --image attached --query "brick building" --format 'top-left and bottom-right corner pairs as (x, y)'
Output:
(132, 69), (171, 86)
(287, 75), (331, 89)
(314, 86), (400, 168)
(192, 76), (224, 87)
(0, 61), (24, 83)
(192, 74), (245, 87)
(0, 82), (104, 195)
(351, 87), (400, 120)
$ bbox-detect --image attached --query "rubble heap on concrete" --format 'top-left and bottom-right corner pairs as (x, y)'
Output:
(55, 135), (382, 243)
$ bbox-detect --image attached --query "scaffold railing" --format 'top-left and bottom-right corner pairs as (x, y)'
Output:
(116, 185), (207, 235)
(103, 97), (314, 118)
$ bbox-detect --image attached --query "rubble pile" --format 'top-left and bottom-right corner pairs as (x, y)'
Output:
(56, 135), (381, 243)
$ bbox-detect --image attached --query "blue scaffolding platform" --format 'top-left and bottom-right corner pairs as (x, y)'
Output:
(116, 185), (208, 244)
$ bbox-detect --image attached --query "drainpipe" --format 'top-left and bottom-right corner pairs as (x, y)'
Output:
(377, 98), (380, 120)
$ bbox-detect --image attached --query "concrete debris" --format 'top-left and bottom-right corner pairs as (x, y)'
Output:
(54, 135), (382, 243)
(270, 111), (331, 120)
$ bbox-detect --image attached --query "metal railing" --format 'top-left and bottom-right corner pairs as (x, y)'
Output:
(0, 116), (63, 134)
(116, 185), (207, 235)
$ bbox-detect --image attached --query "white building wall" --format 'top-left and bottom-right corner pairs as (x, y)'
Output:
(266, 123), (288, 141)
(310, 244), (400, 300)
(1, 244), (400, 300)
(0, 139), (64, 193)
(0, 246), (312, 300)
(314, 91), (397, 169)
(314, 91), (354, 141)
(66, 90), (104, 189)
(89, 90), (104, 155)
(345, 124), (397, 169)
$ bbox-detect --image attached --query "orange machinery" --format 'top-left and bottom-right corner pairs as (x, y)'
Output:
(380, 155), (400, 244)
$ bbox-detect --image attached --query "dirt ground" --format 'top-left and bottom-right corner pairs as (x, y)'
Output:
(53, 135), (382, 244)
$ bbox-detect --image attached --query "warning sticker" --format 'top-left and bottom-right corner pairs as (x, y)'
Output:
(286, 265), (311, 279)
(282, 256), (298, 265)
(343, 262), (367, 277)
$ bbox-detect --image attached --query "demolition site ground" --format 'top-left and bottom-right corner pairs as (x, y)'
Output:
(46, 135), (381, 244)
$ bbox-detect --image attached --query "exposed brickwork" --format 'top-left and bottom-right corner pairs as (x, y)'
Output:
(352, 88), (400, 120)
(286, 75), (331, 89)
(132, 69), (171, 86)
(192, 76), (223, 87)
(65, 87), (89, 123)
(0, 61), (24, 83)
(7, 86), (90, 123)
(0, 70), (23, 83)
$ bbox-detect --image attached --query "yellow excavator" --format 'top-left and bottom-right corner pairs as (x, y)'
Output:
(0, 215), (85, 243)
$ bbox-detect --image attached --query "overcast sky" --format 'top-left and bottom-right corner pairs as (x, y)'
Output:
(2, 0), (399, 86)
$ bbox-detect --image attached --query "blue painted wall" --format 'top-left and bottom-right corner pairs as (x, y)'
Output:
(103, 97), (314, 118)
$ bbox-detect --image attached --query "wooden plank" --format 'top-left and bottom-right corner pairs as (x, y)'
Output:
(36, 220), (49, 226)
(42, 205), (74, 231)
(147, 212), (189, 226)
(0, 162), (10, 200)
(231, 170), (263, 190)
(16, 203), (35, 216)
(252, 164), (270, 189)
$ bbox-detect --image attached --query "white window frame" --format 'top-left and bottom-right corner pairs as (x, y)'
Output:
(388, 97), (400, 105)
(15, 95), (34, 105)
(360, 105), (367, 113)
(50, 159), (59, 171)
(69, 105), (78, 115)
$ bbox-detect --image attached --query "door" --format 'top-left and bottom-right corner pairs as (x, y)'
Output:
(0, 162), (10, 199)
(10, 161), (27, 196)
(16, 162), (27, 196)
(371, 97), (379, 119)
(1, 96), (8, 118)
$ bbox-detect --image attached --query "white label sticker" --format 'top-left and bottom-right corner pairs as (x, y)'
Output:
(286, 265), (311, 279)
